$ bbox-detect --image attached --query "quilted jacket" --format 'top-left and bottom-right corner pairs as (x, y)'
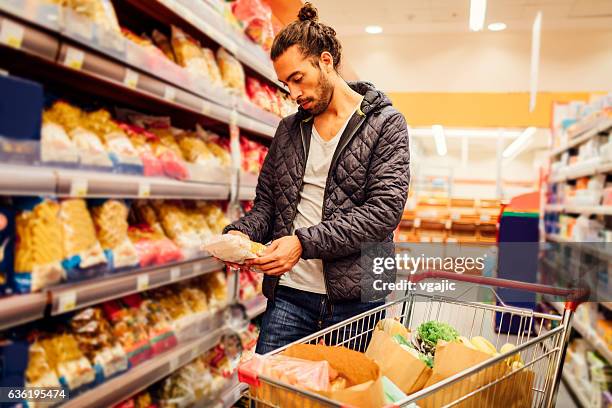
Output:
(224, 81), (410, 303)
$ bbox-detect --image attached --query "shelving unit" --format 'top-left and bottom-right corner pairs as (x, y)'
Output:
(562, 370), (592, 408)
(243, 294), (267, 320)
(550, 118), (612, 158)
(545, 204), (612, 216)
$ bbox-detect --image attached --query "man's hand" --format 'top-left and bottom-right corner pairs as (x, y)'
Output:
(221, 230), (250, 270)
(246, 236), (302, 276)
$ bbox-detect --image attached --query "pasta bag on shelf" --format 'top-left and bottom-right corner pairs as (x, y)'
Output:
(196, 127), (231, 169)
(90, 199), (139, 271)
(152, 201), (201, 258)
(216, 47), (246, 96)
(45, 101), (114, 168)
(59, 198), (108, 282)
(184, 202), (213, 244)
(69, 307), (128, 384)
(25, 341), (62, 390)
(119, 123), (164, 177)
(40, 111), (79, 165)
(14, 198), (65, 293)
(201, 271), (228, 311)
(171, 26), (212, 81)
(197, 202), (230, 235)
(84, 110), (143, 174)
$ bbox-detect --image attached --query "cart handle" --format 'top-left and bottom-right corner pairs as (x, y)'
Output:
(410, 270), (589, 311)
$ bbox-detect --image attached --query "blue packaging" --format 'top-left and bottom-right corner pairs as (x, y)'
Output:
(0, 205), (15, 296)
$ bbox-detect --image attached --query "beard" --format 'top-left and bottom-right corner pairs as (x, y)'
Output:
(300, 70), (333, 116)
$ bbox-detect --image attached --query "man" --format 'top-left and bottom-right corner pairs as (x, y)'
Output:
(223, 3), (410, 354)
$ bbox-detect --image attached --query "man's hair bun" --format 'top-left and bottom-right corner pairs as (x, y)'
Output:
(298, 2), (318, 22)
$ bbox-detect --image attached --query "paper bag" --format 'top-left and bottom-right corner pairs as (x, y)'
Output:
(365, 329), (432, 394)
(419, 342), (534, 408)
(249, 344), (385, 408)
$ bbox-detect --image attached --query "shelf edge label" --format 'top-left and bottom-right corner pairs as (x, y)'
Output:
(64, 47), (85, 71)
(0, 19), (24, 49)
(137, 274), (149, 291)
(124, 68), (139, 89)
(170, 266), (181, 282)
(69, 178), (88, 197)
(163, 86), (176, 102)
(58, 291), (77, 313)
(138, 182), (151, 198)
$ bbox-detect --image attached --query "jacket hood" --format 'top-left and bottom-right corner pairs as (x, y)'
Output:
(297, 81), (392, 119)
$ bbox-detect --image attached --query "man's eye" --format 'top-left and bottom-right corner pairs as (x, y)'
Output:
(293, 77), (302, 83)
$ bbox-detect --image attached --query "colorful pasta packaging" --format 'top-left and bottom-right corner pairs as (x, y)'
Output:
(25, 341), (62, 390)
(216, 48), (246, 95)
(40, 111), (79, 165)
(58, 199), (108, 281)
(14, 198), (65, 293)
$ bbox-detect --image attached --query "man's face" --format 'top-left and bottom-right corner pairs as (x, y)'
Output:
(274, 45), (334, 116)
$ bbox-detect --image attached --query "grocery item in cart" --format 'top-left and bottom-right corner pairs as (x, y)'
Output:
(90, 199), (140, 270)
(45, 101), (114, 168)
(202, 234), (266, 264)
(69, 307), (128, 383)
(14, 198), (65, 293)
(59, 198), (108, 281)
(37, 332), (96, 392)
(216, 48), (246, 95)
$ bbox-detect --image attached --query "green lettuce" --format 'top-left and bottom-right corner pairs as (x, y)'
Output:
(417, 321), (459, 346)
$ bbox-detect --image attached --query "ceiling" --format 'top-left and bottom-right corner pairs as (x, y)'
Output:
(312, 0), (612, 34)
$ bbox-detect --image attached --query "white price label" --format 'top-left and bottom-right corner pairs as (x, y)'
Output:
(138, 182), (151, 198)
(124, 69), (139, 89)
(69, 178), (88, 197)
(230, 110), (239, 127)
(193, 262), (203, 275)
(58, 291), (77, 313)
(163, 86), (176, 102)
(64, 47), (85, 71)
(201, 101), (212, 116)
(170, 266), (181, 282)
(0, 20), (24, 49)
(168, 357), (179, 373)
(137, 274), (149, 291)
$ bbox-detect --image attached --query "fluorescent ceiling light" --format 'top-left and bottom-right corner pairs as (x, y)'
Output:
(469, 0), (487, 32)
(432, 125), (447, 156)
(488, 22), (506, 31)
(502, 127), (536, 158)
(365, 25), (383, 34)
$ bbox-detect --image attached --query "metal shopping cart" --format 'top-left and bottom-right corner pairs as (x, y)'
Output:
(238, 271), (588, 408)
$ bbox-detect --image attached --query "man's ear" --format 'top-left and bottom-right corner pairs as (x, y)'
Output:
(319, 51), (334, 72)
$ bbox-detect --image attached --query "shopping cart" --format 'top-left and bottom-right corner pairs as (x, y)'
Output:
(238, 270), (588, 408)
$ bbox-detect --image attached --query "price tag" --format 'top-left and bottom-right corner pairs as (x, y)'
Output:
(193, 262), (203, 275)
(170, 266), (181, 282)
(138, 182), (151, 198)
(201, 100), (212, 116)
(137, 274), (149, 291)
(164, 86), (176, 102)
(0, 20), (24, 49)
(168, 357), (179, 373)
(124, 69), (139, 89)
(230, 109), (239, 127)
(69, 178), (88, 197)
(58, 291), (77, 313)
(64, 47), (85, 70)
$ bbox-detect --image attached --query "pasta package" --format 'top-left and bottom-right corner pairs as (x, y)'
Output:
(45, 101), (113, 168)
(120, 123), (164, 177)
(70, 307), (128, 383)
(25, 341), (62, 390)
(201, 272), (228, 311)
(59, 199), (107, 281)
(40, 111), (79, 164)
(196, 127), (231, 168)
(90, 200), (139, 270)
(216, 48), (246, 95)
(14, 199), (65, 293)
(202, 234), (266, 264)
(63, 0), (121, 33)
(152, 201), (201, 257)
(202, 47), (223, 86)
(171, 26), (211, 79)
(198, 202), (230, 235)
(38, 333), (96, 392)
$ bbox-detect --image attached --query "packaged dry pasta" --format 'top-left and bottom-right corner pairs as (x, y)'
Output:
(25, 341), (62, 390)
(196, 126), (231, 168)
(171, 26), (211, 79)
(90, 199), (139, 271)
(202, 47), (223, 86)
(197, 202), (230, 235)
(40, 111), (79, 165)
(37, 332), (96, 392)
(184, 202), (213, 244)
(83, 110), (143, 173)
(59, 199), (108, 281)
(150, 201), (201, 258)
(202, 234), (266, 264)
(127, 224), (183, 267)
(62, 0), (121, 33)
(69, 307), (128, 383)
(216, 47), (246, 95)
(201, 271), (228, 310)
(45, 101), (113, 168)
(14, 198), (65, 293)
(175, 130), (215, 166)
(119, 123), (164, 177)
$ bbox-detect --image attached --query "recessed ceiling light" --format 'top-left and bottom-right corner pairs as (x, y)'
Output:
(365, 25), (383, 34)
(488, 22), (507, 31)
(469, 0), (487, 31)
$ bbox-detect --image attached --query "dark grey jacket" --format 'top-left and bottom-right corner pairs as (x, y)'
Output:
(224, 81), (410, 303)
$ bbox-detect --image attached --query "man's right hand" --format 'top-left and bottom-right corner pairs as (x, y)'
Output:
(222, 230), (250, 270)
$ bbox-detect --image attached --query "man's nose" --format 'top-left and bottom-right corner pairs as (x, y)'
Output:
(289, 85), (302, 101)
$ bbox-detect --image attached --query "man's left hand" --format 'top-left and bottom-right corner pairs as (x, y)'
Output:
(246, 235), (302, 276)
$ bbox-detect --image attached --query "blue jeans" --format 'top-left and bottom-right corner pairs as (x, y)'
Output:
(256, 285), (385, 354)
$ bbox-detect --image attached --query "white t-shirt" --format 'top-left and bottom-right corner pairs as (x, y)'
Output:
(280, 111), (357, 294)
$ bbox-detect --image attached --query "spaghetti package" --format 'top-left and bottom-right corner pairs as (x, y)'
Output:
(70, 307), (128, 384)
(14, 198), (65, 293)
(45, 101), (113, 168)
(62, 0), (121, 33)
(90, 199), (140, 271)
(59, 199), (108, 281)
(84, 110), (143, 173)
(216, 48), (246, 95)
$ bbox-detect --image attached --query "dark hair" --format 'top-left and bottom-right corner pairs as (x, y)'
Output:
(271, 2), (342, 71)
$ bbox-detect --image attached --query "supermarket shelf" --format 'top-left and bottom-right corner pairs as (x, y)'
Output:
(0, 292), (47, 331)
(561, 371), (591, 408)
(550, 118), (612, 157)
(0, 10), (279, 139)
(50, 256), (224, 316)
(550, 161), (612, 183)
(0, 164), (231, 199)
(218, 375), (247, 408)
(544, 204), (612, 216)
(571, 314), (612, 363)
(243, 294), (267, 319)
(62, 311), (228, 408)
